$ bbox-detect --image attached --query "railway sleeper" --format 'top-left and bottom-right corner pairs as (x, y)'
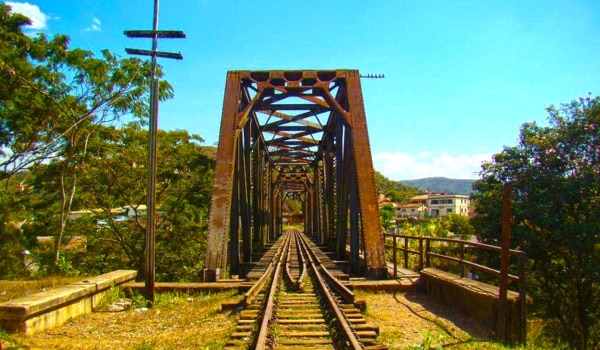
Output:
(278, 339), (333, 345)
(279, 331), (330, 337)
(226, 230), (388, 349)
(275, 347), (335, 350)
(278, 324), (329, 331)
(277, 318), (327, 324)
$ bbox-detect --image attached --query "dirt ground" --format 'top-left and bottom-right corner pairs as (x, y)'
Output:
(358, 290), (502, 349)
(0, 287), (507, 350)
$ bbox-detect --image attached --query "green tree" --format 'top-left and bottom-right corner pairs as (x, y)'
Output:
(0, 4), (50, 175)
(402, 217), (450, 238)
(1, 4), (174, 265)
(380, 204), (395, 232)
(75, 124), (214, 281)
(0, 170), (39, 279)
(471, 95), (600, 349)
(0, 4), (172, 176)
(374, 170), (420, 203)
(0, 191), (28, 279)
(442, 213), (474, 239)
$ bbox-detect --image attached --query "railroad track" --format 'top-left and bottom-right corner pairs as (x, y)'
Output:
(225, 229), (387, 349)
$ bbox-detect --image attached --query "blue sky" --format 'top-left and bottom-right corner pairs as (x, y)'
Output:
(6, 0), (600, 180)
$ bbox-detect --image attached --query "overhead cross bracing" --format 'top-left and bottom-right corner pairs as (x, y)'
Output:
(203, 70), (387, 281)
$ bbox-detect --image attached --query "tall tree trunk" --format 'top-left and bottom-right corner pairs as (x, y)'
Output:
(53, 133), (91, 264)
(53, 163), (77, 264)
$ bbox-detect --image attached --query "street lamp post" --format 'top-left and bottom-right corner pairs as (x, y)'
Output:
(124, 0), (185, 306)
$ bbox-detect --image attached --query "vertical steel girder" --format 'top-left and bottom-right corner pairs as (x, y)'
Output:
(204, 70), (387, 280)
(345, 71), (387, 278)
(203, 72), (242, 280)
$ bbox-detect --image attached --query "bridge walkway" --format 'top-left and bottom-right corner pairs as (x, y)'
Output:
(245, 234), (349, 281)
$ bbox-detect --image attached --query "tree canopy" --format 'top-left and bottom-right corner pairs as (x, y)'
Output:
(471, 95), (600, 349)
(0, 3), (177, 265)
(0, 4), (215, 281)
(0, 3), (172, 179)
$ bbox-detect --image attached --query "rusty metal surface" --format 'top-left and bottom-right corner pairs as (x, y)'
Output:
(345, 71), (388, 278)
(205, 70), (387, 279)
(204, 72), (242, 275)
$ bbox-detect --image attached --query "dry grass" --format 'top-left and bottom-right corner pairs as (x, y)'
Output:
(1, 290), (240, 349)
(1, 280), (546, 349)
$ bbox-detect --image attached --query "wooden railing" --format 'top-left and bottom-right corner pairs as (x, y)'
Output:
(383, 233), (527, 344)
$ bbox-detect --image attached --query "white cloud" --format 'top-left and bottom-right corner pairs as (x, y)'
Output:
(84, 17), (102, 32)
(6, 2), (49, 30)
(373, 151), (493, 180)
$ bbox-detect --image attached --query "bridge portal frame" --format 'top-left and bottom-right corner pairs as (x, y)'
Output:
(204, 70), (387, 281)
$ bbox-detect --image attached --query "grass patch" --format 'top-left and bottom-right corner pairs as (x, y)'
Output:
(94, 283), (126, 310)
(1, 328), (27, 350)
(5, 290), (240, 349)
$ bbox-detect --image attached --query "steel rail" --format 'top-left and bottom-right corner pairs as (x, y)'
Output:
(283, 233), (296, 288)
(242, 234), (288, 305)
(295, 231), (363, 349)
(298, 232), (355, 304)
(254, 245), (285, 350)
(283, 229), (308, 291)
(294, 233), (308, 290)
(240, 229), (367, 349)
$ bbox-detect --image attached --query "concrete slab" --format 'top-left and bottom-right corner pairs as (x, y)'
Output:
(77, 270), (137, 291)
(347, 278), (416, 292)
(0, 284), (95, 320)
(0, 270), (137, 334)
(420, 267), (524, 343)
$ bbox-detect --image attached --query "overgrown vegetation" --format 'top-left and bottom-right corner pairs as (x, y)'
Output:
(355, 290), (559, 350)
(2, 289), (239, 349)
(0, 4), (213, 282)
(385, 214), (476, 273)
(472, 95), (600, 349)
(400, 213), (474, 239)
(375, 170), (421, 203)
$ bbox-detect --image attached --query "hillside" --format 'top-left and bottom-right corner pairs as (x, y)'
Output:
(398, 177), (475, 195)
(374, 171), (420, 202)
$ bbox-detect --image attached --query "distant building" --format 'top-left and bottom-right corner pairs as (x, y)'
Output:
(396, 202), (428, 218)
(396, 193), (470, 218)
(425, 193), (470, 217)
(378, 194), (396, 209)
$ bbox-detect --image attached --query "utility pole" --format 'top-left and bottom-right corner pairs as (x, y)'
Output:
(124, 0), (185, 306)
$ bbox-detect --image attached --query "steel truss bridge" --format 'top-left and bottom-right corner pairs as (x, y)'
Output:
(204, 69), (387, 281)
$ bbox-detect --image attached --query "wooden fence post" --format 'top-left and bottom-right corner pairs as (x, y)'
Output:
(498, 183), (513, 343)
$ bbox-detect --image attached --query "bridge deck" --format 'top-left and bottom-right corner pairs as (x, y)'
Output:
(245, 233), (349, 281)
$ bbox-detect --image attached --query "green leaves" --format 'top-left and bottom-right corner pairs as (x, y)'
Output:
(75, 124), (214, 280)
(0, 4), (183, 275)
(374, 170), (420, 203)
(472, 95), (600, 349)
(0, 4), (174, 178)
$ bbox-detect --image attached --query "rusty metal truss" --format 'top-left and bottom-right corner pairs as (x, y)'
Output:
(204, 70), (387, 280)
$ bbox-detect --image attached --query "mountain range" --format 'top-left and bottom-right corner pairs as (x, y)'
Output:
(398, 177), (476, 195)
